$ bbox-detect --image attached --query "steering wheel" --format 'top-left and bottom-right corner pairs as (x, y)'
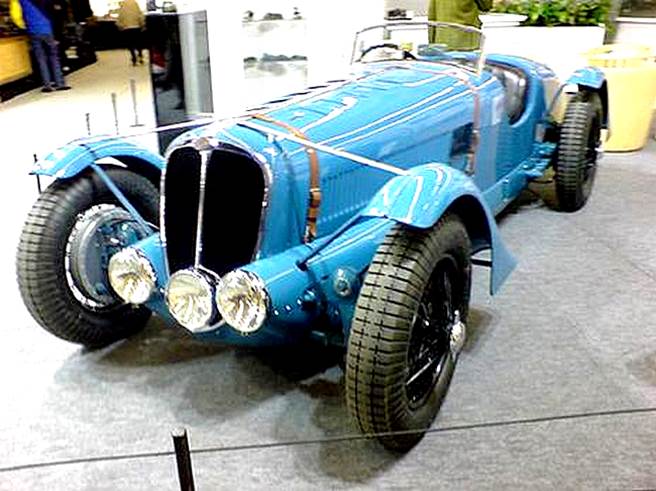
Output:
(358, 43), (416, 62)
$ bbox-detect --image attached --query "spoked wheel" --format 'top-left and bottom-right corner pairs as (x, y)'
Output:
(16, 168), (159, 348)
(554, 92), (603, 212)
(346, 214), (471, 451)
(406, 258), (464, 410)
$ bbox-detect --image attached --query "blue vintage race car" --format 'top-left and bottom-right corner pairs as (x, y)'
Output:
(17, 23), (607, 450)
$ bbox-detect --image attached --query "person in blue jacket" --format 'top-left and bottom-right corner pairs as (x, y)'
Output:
(18, 0), (71, 92)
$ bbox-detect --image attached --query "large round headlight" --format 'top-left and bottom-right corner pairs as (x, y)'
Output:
(215, 270), (269, 334)
(165, 269), (215, 331)
(108, 248), (156, 304)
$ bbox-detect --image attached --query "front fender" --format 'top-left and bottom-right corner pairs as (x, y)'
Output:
(32, 136), (165, 179)
(361, 163), (516, 294)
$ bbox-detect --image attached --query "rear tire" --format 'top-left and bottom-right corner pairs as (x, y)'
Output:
(554, 92), (603, 212)
(16, 168), (159, 348)
(345, 215), (471, 451)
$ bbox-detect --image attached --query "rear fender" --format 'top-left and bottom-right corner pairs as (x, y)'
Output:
(565, 67), (609, 129)
(361, 163), (516, 294)
(32, 136), (165, 185)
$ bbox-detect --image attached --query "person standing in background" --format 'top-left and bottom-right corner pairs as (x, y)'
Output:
(117, 0), (145, 66)
(428, 0), (492, 49)
(50, 0), (70, 73)
(18, 0), (71, 92)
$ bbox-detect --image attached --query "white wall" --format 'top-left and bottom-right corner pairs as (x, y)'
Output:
(614, 19), (656, 52)
(483, 25), (606, 80)
(204, 0), (384, 114)
(204, 2), (244, 117)
(305, 0), (385, 83)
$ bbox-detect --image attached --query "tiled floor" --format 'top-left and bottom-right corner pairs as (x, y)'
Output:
(1, 53), (656, 489)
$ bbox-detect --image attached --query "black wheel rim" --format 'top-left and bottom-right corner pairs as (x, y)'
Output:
(406, 256), (458, 409)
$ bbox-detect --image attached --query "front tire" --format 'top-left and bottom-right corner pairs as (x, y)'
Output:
(16, 168), (159, 348)
(345, 215), (471, 451)
(554, 92), (603, 212)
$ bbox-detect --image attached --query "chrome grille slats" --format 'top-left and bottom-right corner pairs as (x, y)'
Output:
(161, 147), (203, 272)
(198, 145), (266, 276)
(161, 141), (268, 279)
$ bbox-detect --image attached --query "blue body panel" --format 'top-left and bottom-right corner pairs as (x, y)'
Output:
(565, 66), (610, 128)
(566, 67), (606, 90)
(33, 52), (607, 346)
(361, 163), (516, 294)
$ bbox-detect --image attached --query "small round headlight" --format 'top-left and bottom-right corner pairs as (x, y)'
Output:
(108, 248), (156, 304)
(165, 269), (215, 331)
(215, 270), (269, 334)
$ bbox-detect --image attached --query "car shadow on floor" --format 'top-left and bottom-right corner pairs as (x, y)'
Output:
(496, 184), (554, 226)
(90, 318), (227, 367)
(281, 306), (494, 484)
(51, 304), (493, 484)
(52, 316), (347, 425)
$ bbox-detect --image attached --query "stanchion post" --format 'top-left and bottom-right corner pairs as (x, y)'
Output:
(85, 112), (91, 136)
(172, 428), (195, 491)
(33, 153), (42, 194)
(129, 79), (143, 127)
(111, 92), (119, 135)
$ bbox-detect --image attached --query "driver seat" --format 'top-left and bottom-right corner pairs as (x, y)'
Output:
(485, 61), (528, 124)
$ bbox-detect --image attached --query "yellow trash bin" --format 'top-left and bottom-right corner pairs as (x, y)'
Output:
(585, 44), (656, 152)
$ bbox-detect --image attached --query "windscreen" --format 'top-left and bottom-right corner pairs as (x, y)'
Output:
(352, 22), (484, 72)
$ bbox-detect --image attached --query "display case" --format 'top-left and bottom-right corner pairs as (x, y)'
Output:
(241, 16), (308, 108)
(203, 0), (384, 117)
(0, 35), (32, 86)
(0, 0), (32, 89)
(147, 9), (213, 151)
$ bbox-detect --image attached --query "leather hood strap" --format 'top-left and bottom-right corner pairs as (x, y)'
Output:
(251, 113), (321, 242)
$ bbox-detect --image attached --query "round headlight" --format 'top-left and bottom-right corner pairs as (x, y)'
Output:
(108, 248), (156, 304)
(165, 269), (215, 331)
(215, 270), (269, 334)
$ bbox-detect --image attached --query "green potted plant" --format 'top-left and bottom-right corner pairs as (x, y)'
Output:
(492, 0), (611, 28)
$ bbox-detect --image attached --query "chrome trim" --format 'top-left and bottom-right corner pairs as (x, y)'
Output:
(194, 136), (273, 266)
(158, 155), (169, 276)
(250, 151), (273, 260)
(477, 29), (487, 75)
(64, 204), (125, 310)
(165, 267), (219, 333)
(162, 135), (274, 277)
(215, 269), (270, 335)
(159, 145), (200, 276)
(108, 247), (157, 305)
(193, 149), (212, 268)
(449, 310), (467, 357)
(206, 126), (273, 261)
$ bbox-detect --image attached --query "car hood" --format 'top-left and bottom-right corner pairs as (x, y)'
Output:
(170, 61), (491, 155)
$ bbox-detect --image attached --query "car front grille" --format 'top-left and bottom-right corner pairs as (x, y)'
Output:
(162, 144), (267, 277)
(162, 147), (202, 273)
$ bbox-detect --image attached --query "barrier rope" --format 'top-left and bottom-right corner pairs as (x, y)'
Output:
(2, 405), (655, 474)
